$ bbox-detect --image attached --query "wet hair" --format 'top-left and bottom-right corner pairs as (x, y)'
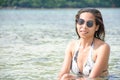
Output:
(75, 8), (105, 41)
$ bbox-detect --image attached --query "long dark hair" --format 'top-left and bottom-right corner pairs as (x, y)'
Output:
(75, 8), (105, 41)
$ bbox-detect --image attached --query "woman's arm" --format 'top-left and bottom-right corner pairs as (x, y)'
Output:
(89, 43), (110, 78)
(58, 40), (75, 80)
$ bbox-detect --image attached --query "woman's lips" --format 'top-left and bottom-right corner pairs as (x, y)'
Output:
(80, 30), (88, 34)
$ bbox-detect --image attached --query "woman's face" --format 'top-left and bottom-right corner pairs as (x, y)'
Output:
(76, 12), (99, 39)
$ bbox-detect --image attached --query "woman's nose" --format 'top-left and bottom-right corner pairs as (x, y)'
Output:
(82, 22), (87, 29)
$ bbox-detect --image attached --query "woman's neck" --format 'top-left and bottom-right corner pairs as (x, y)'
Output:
(80, 37), (94, 49)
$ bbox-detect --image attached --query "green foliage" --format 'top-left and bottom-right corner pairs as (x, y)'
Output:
(0, 0), (119, 8)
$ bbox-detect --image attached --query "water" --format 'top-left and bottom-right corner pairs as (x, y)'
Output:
(0, 8), (120, 80)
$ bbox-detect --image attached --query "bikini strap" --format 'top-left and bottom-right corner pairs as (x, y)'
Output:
(88, 41), (94, 64)
(73, 41), (80, 62)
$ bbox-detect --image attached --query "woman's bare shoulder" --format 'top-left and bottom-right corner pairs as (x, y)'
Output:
(66, 39), (79, 54)
(95, 38), (110, 55)
(68, 39), (79, 46)
(95, 38), (110, 49)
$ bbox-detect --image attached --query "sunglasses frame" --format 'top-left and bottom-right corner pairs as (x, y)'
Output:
(77, 19), (94, 28)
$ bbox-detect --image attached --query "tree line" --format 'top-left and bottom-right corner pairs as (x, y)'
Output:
(0, 0), (120, 8)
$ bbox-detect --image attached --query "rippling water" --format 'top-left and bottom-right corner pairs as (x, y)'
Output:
(0, 8), (120, 80)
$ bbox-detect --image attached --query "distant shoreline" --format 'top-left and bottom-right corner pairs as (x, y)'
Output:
(0, 7), (120, 10)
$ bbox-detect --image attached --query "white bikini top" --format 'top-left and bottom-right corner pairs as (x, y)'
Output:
(71, 41), (94, 76)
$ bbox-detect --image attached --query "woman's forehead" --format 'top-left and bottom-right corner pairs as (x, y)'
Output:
(79, 12), (95, 20)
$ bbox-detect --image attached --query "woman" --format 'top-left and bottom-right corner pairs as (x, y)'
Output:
(58, 8), (110, 80)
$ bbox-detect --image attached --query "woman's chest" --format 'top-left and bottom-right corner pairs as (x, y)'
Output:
(76, 50), (97, 71)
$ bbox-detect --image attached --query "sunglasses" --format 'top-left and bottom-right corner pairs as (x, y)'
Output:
(77, 19), (94, 28)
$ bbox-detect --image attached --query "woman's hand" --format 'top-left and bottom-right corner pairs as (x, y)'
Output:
(60, 74), (87, 80)
(60, 74), (76, 80)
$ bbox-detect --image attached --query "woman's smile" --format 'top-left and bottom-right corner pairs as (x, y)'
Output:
(80, 30), (88, 34)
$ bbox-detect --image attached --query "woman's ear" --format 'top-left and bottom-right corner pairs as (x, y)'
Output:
(96, 25), (99, 31)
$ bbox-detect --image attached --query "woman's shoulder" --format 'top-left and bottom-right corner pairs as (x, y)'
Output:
(95, 38), (110, 48)
(95, 38), (110, 54)
(68, 39), (79, 45)
(66, 39), (79, 53)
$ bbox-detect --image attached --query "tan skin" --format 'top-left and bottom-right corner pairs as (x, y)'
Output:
(58, 12), (110, 80)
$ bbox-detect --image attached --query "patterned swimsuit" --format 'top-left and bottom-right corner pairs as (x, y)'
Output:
(71, 42), (94, 76)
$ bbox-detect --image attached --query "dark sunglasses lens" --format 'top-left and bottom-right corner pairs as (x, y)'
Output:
(87, 21), (93, 27)
(78, 19), (84, 25)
